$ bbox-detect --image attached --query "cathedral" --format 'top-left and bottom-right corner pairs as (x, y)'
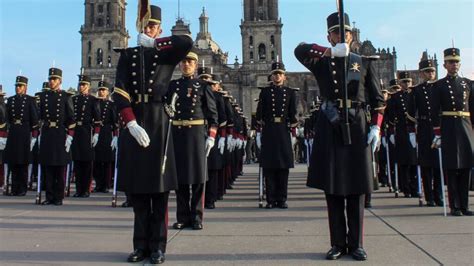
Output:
(80, 0), (437, 121)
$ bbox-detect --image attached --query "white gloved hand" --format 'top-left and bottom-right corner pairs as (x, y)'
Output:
(0, 137), (6, 150)
(226, 135), (233, 152)
(65, 135), (73, 153)
(218, 137), (225, 155)
(37, 136), (41, 149)
(110, 136), (118, 150)
(389, 134), (395, 145)
(256, 132), (261, 149)
(92, 133), (99, 147)
(243, 140), (247, 149)
(309, 138), (313, 147)
(432, 135), (441, 148)
(30, 137), (37, 151)
(409, 132), (417, 148)
(137, 33), (155, 48)
(291, 136), (297, 147)
(205, 137), (215, 157)
(238, 139), (243, 149)
(331, 43), (350, 57)
(127, 120), (150, 147)
(367, 125), (381, 153)
(381, 136), (387, 148)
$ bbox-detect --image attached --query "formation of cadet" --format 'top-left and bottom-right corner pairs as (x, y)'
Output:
(1, 2), (473, 265)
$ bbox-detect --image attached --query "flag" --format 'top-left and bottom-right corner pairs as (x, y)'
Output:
(136, 0), (151, 32)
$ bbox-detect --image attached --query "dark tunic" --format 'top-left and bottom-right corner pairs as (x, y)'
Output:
(94, 98), (118, 162)
(295, 44), (385, 195)
(412, 81), (439, 167)
(387, 90), (417, 165)
(431, 75), (474, 169)
(256, 85), (297, 169)
(113, 35), (193, 193)
(38, 89), (76, 166)
(167, 76), (218, 185)
(71, 94), (101, 161)
(0, 98), (7, 163)
(4, 94), (39, 164)
(207, 91), (227, 170)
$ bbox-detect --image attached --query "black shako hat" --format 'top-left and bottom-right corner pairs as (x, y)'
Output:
(327, 12), (352, 33)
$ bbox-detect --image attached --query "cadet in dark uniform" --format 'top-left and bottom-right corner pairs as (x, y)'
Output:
(71, 74), (101, 197)
(385, 79), (401, 191)
(31, 82), (50, 183)
(431, 48), (473, 216)
(112, 5), (193, 264)
(295, 12), (385, 261)
(168, 51), (218, 230)
(198, 69), (227, 210)
(219, 91), (234, 200)
(38, 68), (76, 205)
(0, 88), (7, 188)
(4, 76), (39, 196)
(412, 59), (443, 206)
(256, 62), (298, 209)
(93, 81), (118, 193)
(388, 71), (418, 197)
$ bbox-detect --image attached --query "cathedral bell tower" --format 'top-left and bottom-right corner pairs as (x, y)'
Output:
(80, 0), (129, 90)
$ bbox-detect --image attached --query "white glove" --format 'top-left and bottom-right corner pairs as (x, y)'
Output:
(381, 136), (387, 148)
(30, 137), (37, 151)
(127, 120), (150, 147)
(137, 33), (155, 48)
(218, 137), (225, 154)
(205, 137), (215, 157)
(291, 136), (297, 147)
(65, 135), (73, 153)
(110, 136), (118, 150)
(243, 140), (247, 149)
(0, 137), (6, 150)
(409, 132), (417, 148)
(389, 134), (395, 145)
(37, 136), (41, 149)
(309, 138), (313, 147)
(92, 133), (99, 147)
(256, 133), (261, 149)
(331, 43), (350, 57)
(367, 125), (381, 153)
(226, 135), (233, 151)
(432, 135), (441, 148)
(238, 139), (243, 149)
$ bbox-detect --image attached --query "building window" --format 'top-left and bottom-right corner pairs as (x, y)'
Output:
(107, 3), (111, 14)
(106, 16), (110, 27)
(97, 18), (103, 27)
(108, 40), (112, 51)
(90, 4), (94, 25)
(258, 43), (266, 60)
(98, 4), (103, 13)
(249, 36), (253, 47)
(108, 56), (112, 67)
(271, 51), (275, 60)
(88, 56), (91, 67)
(88, 41), (92, 53)
(270, 35), (275, 46)
(250, 51), (254, 60)
(97, 48), (103, 65)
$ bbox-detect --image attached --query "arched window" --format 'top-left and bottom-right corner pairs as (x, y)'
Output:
(97, 18), (103, 27)
(250, 51), (254, 60)
(87, 41), (92, 53)
(108, 56), (112, 67)
(270, 35), (275, 46)
(258, 43), (266, 60)
(249, 36), (253, 47)
(98, 4), (103, 13)
(88, 56), (91, 67)
(108, 40), (112, 51)
(97, 48), (103, 65)
(271, 51), (275, 60)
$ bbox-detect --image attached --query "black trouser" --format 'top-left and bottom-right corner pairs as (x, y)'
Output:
(176, 183), (204, 224)
(421, 166), (443, 204)
(205, 170), (218, 205)
(398, 165), (417, 196)
(263, 168), (289, 204)
(131, 192), (169, 253)
(74, 161), (92, 195)
(446, 169), (471, 212)
(93, 161), (112, 191)
(43, 165), (65, 202)
(326, 194), (365, 250)
(11, 164), (28, 195)
(217, 168), (225, 199)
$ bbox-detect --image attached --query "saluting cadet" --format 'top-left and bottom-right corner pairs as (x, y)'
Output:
(38, 67), (76, 205)
(4, 76), (39, 196)
(294, 11), (384, 261)
(112, 4), (193, 264)
(168, 50), (218, 231)
(71, 74), (101, 198)
(256, 61), (298, 209)
(93, 81), (118, 193)
(431, 47), (473, 216)
(388, 71), (418, 198)
(412, 59), (443, 206)
(197, 68), (227, 210)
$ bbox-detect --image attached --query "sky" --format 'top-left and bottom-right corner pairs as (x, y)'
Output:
(0, 0), (473, 96)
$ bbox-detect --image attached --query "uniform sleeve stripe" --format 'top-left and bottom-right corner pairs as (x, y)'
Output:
(113, 87), (131, 102)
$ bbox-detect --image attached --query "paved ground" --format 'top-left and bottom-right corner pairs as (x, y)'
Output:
(0, 164), (473, 265)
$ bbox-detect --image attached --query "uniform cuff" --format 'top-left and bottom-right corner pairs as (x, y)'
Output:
(371, 113), (384, 128)
(94, 126), (101, 134)
(67, 129), (75, 137)
(31, 129), (39, 138)
(209, 127), (217, 138)
(309, 44), (328, 58)
(433, 127), (441, 135)
(0, 131), (7, 138)
(227, 127), (234, 135)
(120, 107), (136, 124)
